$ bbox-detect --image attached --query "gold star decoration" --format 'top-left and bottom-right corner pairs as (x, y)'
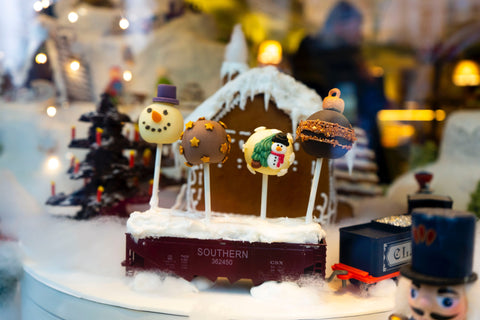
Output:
(204, 123), (214, 131)
(218, 121), (227, 129)
(220, 142), (229, 154)
(226, 134), (232, 143)
(201, 156), (210, 163)
(178, 145), (184, 155)
(185, 121), (194, 130)
(198, 117), (206, 120)
(221, 156), (228, 164)
(190, 137), (200, 147)
(184, 161), (192, 167)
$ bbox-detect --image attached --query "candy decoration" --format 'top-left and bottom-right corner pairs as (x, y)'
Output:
(180, 118), (231, 222)
(96, 127), (103, 146)
(297, 89), (356, 223)
(243, 127), (295, 219)
(138, 84), (184, 208)
(97, 185), (104, 202)
(129, 150), (135, 168)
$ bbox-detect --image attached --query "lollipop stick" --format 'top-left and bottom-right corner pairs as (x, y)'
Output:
(149, 144), (162, 208)
(306, 158), (323, 223)
(260, 174), (268, 219)
(204, 163), (211, 222)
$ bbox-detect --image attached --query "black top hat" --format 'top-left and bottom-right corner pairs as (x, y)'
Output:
(272, 132), (290, 146)
(152, 84), (179, 105)
(400, 208), (477, 285)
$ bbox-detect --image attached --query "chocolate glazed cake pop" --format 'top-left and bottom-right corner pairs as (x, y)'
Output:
(179, 118), (231, 166)
(296, 88), (356, 159)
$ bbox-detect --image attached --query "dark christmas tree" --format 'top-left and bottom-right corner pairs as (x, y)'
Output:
(46, 93), (156, 219)
(467, 180), (480, 219)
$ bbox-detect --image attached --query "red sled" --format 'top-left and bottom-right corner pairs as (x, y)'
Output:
(329, 263), (399, 287)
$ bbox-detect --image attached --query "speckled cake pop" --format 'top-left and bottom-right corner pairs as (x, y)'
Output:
(180, 118), (231, 166)
(243, 127), (295, 177)
(138, 85), (184, 144)
(296, 88), (356, 159)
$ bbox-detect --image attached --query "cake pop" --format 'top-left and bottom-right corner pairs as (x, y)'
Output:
(180, 118), (231, 222)
(296, 88), (356, 159)
(179, 118), (231, 167)
(138, 86), (184, 144)
(296, 88), (356, 223)
(139, 84), (184, 208)
(243, 127), (295, 219)
(243, 127), (295, 177)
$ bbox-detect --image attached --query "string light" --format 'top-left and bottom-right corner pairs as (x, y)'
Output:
(46, 106), (57, 117)
(35, 53), (48, 64)
(452, 60), (480, 86)
(46, 156), (60, 172)
(70, 60), (80, 71)
(41, 0), (50, 8)
(119, 17), (130, 30)
(123, 70), (132, 82)
(33, 1), (43, 12)
(257, 40), (282, 65)
(68, 11), (79, 23)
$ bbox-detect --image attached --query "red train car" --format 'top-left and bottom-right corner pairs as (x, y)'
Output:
(122, 234), (326, 285)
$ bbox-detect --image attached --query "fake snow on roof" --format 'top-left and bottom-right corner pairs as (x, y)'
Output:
(186, 66), (323, 136)
(127, 208), (326, 244)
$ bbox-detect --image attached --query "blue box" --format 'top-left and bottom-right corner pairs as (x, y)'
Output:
(339, 221), (411, 277)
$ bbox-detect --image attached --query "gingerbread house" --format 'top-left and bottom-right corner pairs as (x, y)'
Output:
(182, 66), (337, 223)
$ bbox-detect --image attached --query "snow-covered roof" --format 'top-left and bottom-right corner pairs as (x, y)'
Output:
(185, 66), (323, 135)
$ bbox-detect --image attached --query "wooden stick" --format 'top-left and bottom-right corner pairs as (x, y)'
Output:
(204, 163), (211, 223)
(306, 158), (323, 223)
(149, 144), (162, 208)
(260, 174), (268, 219)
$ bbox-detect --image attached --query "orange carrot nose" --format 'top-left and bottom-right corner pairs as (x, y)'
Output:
(276, 146), (282, 151)
(152, 110), (162, 122)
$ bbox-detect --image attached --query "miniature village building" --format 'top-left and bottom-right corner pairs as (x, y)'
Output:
(183, 66), (337, 223)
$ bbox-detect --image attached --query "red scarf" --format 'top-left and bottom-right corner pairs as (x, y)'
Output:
(270, 151), (285, 167)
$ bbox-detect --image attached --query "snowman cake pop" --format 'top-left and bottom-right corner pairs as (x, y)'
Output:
(243, 127), (295, 219)
(243, 127), (295, 177)
(138, 84), (184, 208)
(139, 85), (184, 144)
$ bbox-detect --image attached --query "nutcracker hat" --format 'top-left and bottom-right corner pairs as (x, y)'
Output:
(152, 84), (179, 105)
(400, 208), (477, 285)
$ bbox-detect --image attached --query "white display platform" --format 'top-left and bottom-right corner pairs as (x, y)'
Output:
(21, 262), (395, 320)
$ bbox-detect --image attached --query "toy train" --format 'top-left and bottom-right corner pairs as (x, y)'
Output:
(329, 171), (453, 287)
(123, 172), (452, 286)
(123, 234), (326, 285)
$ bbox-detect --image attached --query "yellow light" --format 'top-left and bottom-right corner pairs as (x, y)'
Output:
(35, 53), (48, 64)
(46, 106), (57, 117)
(377, 109), (446, 122)
(33, 1), (43, 12)
(452, 60), (480, 86)
(123, 70), (132, 82)
(119, 18), (130, 30)
(381, 124), (415, 148)
(46, 156), (60, 171)
(257, 40), (282, 65)
(70, 60), (80, 71)
(68, 11), (79, 23)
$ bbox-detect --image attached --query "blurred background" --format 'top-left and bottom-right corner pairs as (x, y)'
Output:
(1, 0), (480, 184)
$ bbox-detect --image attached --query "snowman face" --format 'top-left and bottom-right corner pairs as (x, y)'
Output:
(271, 142), (288, 154)
(138, 102), (184, 144)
